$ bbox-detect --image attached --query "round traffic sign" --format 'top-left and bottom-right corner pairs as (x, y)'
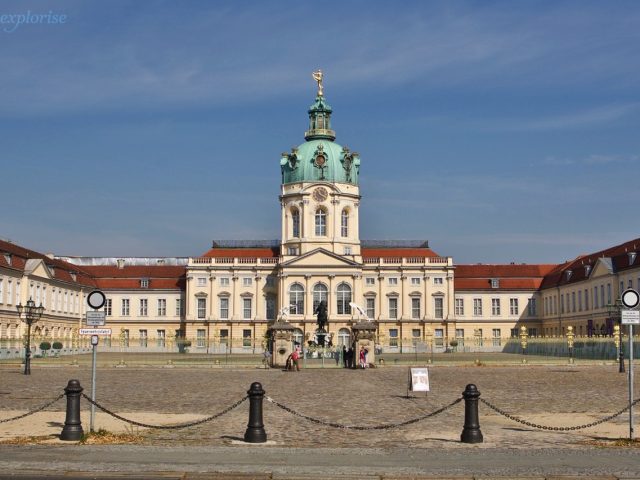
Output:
(87, 290), (106, 310)
(621, 289), (640, 309)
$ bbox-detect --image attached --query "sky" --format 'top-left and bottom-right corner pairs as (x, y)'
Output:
(1, 0), (639, 264)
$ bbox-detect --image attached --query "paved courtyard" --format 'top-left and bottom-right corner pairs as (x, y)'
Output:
(0, 363), (638, 450)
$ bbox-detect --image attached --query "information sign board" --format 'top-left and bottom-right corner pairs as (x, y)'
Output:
(86, 311), (106, 326)
(79, 328), (112, 336)
(621, 310), (640, 325)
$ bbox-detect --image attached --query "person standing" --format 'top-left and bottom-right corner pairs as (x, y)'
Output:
(342, 345), (347, 368)
(359, 347), (366, 369)
(291, 345), (301, 371)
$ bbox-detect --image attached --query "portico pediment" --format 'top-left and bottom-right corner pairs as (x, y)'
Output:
(280, 248), (360, 268)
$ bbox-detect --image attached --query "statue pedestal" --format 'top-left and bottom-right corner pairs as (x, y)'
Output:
(352, 321), (377, 367)
(268, 322), (295, 368)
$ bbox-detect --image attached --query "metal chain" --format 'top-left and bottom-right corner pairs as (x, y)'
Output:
(265, 395), (463, 430)
(81, 393), (248, 430)
(480, 397), (640, 431)
(0, 393), (65, 424)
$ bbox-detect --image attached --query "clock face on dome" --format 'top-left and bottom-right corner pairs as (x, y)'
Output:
(312, 187), (328, 202)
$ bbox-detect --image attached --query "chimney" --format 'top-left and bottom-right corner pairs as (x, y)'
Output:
(117, 259), (125, 269)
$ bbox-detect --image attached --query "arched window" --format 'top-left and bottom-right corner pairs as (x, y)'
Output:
(291, 208), (300, 238)
(336, 283), (352, 315)
(292, 328), (304, 346)
(315, 208), (326, 236)
(341, 209), (349, 237)
(289, 283), (305, 315)
(337, 328), (351, 347)
(313, 283), (328, 312)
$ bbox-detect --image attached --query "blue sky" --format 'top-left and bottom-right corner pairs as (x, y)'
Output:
(1, 0), (639, 264)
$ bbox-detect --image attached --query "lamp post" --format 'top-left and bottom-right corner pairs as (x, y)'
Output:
(16, 298), (45, 375)
(519, 326), (528, 363)
(607, 301), (625, 373)
(566, 325), (575, 364)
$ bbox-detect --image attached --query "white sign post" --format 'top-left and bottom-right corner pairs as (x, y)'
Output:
(620, 288), (639, 440)
(85, 289), (107, 433)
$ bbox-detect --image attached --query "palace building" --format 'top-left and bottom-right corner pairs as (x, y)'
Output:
(1, 76), (639, 354)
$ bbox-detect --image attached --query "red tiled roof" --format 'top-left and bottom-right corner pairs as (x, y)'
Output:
(454, 264), (557, 291)
(455, 264), (557, 278)
(0, 239), (96, 287)
(81, 265), (186, 291)
(95, 278), (185, 290)
(201, 248), (280, 258)
(361, 248), (439, 258)
(540, 237), (640, 290)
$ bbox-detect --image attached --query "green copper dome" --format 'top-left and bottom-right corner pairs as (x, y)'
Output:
(280, 94), (360, 185)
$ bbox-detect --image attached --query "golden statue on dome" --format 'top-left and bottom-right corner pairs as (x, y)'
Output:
(312, 69), (323, 96)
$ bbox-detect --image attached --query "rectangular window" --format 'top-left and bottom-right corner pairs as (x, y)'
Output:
(560, 294), (565, 314)
(365, 277), (375, 286)
(528, 298), (537, 316)
(220, 297), (229, 319)
(197, 329), (206, 348)
(121, 299), (130, 316)
(344, 246), (352, 255)
(105, 299), (112, 316)
(139, 329), (147, 347)
(197, 277), (207, 287)
(243, 277), (252, 287)
(435, 328), (444, 346)
(157, 298), (166, 316)
(455, 298), (464, 316)
(491, 278), (500, 289)
(7, 280), (12, 305)
(140, 278), (149, 288)
(139, 299), (148, 316)
(571, 292), (576, 312)
(175, 299), (183, 316)
(492, 328), (501, 346)
(607, 283), (612, 305)
(197, 298), (206, 319)
(411, 277), (421, 286)
(243, 298), (252, 319)
(266, 296), (276, 320)
(219, 329), (229, 345)
(411, 328), (421, 346)
(157, 329), (165, 347)
(584, 289), (589, 310)
(593, 286), (598, 309)
(433, 277), (444, 285)
(123, 329), (129, 347)
(600, 285), (605, 308)
(509, 298), (519, 315)
(491, 298), (501, 316)
(388, 277), (398, 286)
(0, 278), (3, 304)
(578, 290), (582, 311)
(434, 297), (444, 319)
(243, 329), (252, 347)
(220, 277), (230, 287)
(388, 297), (398, 319)
(389, 328), (398, 347)
(366, 297), (375, 319)
(473, 298), (482, 316)
(411, 297), (420, 319)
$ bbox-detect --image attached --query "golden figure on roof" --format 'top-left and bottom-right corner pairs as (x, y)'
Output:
(312, 69), (323, 96)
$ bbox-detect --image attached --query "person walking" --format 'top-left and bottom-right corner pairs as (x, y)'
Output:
(359, 346), (366, 369)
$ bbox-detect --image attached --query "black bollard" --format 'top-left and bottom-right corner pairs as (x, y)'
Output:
(60, 379), (84, 441)
(244, 382), (267, 443)
(460, 383), (483, 444)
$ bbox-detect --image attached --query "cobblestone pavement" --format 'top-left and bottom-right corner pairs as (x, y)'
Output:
(0, 364), (638, 450)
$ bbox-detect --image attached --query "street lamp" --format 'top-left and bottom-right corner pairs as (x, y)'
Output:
(15, 298), (45, 375)
(519, 325), (529, 363)
(607, 301), (625, 373)
(566, 326), (575, 364)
